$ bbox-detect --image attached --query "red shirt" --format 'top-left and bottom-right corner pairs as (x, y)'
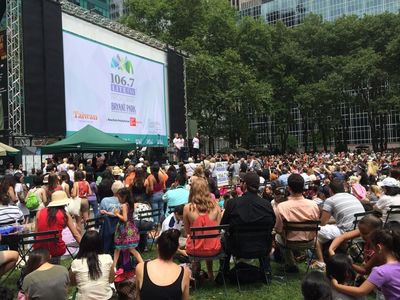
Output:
(34, 208), (66, 257)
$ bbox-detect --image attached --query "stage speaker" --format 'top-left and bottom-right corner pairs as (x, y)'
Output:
(22, 0), (66, 136)
(167, 49), (187, 139)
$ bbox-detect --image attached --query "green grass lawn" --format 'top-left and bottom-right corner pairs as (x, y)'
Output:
(1, 250), (375, 300)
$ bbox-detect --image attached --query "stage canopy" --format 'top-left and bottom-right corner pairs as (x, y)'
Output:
(41, 125), (135, 154)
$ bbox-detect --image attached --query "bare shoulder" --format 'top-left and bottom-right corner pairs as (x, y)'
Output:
(136, 261), (144, 275)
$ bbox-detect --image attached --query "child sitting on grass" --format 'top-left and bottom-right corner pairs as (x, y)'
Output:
(326, 254), (366, 300)
(328, 214), (383, 275)
(331, 228), (400, 300)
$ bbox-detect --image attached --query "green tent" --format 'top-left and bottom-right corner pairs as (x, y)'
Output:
(41, 125), (135, 154)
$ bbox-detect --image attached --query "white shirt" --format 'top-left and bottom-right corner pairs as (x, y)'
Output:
(186, 163), (197, 177)
(67, 170), (75, 182)
(376, 194), (400, 223)
(178, 138), (185, 149)
(192, 137), (199, 149)
(71, 254), (113, 300)
(161, 214), (183, 233)
(173, 137), (180, 149)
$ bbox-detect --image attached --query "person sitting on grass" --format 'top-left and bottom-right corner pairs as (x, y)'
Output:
(326, 254), (366, 300)
(331, 228), (400, 300)
(328, 214), (383, 275)
(135, 229), (190, 300)
(301, 271), (332, 300)
(22, 248), (69, 300)
(70, 230), (114, 300)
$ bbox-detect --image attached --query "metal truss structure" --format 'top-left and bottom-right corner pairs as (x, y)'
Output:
(4, 0), (188, 147)
(6, 0), (25, 143)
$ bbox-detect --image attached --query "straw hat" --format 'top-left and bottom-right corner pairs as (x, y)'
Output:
(47, 191), (71, 207)
(112, 166), (123, 176)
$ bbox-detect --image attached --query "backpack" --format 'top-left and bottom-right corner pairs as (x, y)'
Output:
(25, 190), (40, 210)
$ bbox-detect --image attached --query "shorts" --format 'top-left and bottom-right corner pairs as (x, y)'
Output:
(318, 224), (344, 244)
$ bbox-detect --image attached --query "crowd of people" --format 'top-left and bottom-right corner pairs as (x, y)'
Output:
(0, 150), (400, 299)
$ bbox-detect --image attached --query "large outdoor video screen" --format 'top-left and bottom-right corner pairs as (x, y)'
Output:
(62, 17), (168, 146)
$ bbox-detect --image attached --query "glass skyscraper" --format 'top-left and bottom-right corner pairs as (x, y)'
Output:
(241, 0), (400, 150)
(260, 0), (400, 26)
(67, 0), (110, 18)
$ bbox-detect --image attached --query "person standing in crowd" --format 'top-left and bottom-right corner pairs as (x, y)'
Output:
(178, 134), (185, 162)
(57, 158), (69, 173)
(86, 172), (99, 218)
(124, 165), (136, 188)
(22, 248), (70, 300)
(29, 175), (48, 208)
(1, 175), (17, 204)
(5, 163), (15, 176)
(100, 180), (124, 214)
(112, 188), (143, 269)
(135, 229), (190, 300)
(14, 172), (29, 223)
(172, 133), (180, 162)
(184, 178), (222, 281)
(274, 174), (320, 273)
(35, 191), (81, 264)
(145, 164), (166, 224)
(98, 169), (114, 202)
(59, 171), (72, 198)
(70, 231), (114, 300)
(312, 179), (365, 271)
(71, 170), (91, 226)
(192, 132), (200, 162)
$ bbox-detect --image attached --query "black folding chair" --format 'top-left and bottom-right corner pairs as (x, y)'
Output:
(229, 224), (274, 291)
(84, 216), (104, 230)
(138, 208), (162, 250)
(188, 224), (229, 294)
(0, 230), (60, 283)
(385, 205), (400, 225)
(282, 220), (321, 275)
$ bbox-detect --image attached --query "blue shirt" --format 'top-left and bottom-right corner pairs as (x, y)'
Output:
(99, 196), (121, 213)
(278, 174), (290, 186)
(162, 186), (189, 215)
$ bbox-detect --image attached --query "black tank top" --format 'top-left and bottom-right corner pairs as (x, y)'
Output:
(140, 261), (184, 300)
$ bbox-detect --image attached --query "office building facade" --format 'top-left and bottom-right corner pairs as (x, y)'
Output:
(240, 0), (400, 26)
(229, 0), (241, 10)
(240, 0), (400, 150)
(67, 0), (110, 18)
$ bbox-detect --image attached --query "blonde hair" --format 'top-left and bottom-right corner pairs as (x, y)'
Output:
(193, 166), (205, 178)
(189, 178), (215, 213)
(370, 185), (382, 197)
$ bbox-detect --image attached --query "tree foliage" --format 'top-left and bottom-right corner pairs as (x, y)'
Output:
(123, 0), (400, 152)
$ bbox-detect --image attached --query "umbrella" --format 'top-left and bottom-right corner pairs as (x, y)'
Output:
(0, 142), (20, 156)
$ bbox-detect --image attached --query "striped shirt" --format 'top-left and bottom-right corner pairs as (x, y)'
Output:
(323, 193), (365, 231)
(0, 205), (24, 226)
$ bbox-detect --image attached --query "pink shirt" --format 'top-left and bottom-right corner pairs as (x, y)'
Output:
(275, 196), (320, 241)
